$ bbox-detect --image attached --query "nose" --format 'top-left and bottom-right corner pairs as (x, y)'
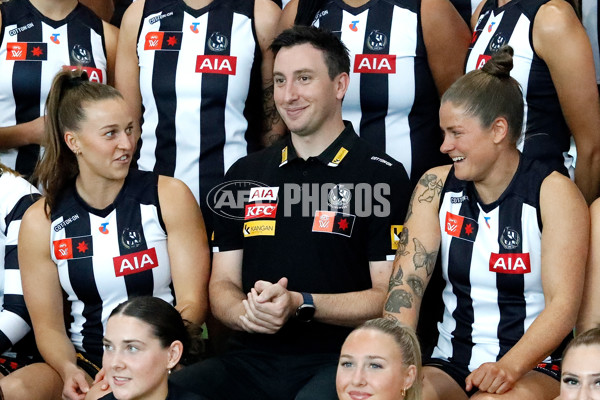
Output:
(106, 351), (125, 371)
(118, 130), (134, 151)
(351, 366), (366, 386)
(281, 81), (299, 103)
(575, 385), (591, 400)
(440, 132), (454, 154)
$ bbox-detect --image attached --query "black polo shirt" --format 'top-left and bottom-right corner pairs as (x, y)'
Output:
(211, 122), (411, 353)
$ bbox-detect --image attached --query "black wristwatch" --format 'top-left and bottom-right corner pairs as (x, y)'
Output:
(295, 292), (316, 322)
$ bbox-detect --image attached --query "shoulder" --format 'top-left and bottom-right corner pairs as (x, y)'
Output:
(539, 170), (587, 215)
(21, 198), (51, 231)
(534, 0), (578, 34)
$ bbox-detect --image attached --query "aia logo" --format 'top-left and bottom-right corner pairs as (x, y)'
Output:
(99, 222), (109, 234)
(476, 54), (491, 70)
(349, 21), (359, 32)
(354, 54), (396, 74)
(63, 65), (104, 83)
(489, 253), (531, 274)
(190, 22), (200, 33)
(50, 33), (60, 44)
(113, 248), (159, 277)
(195, 55), (237, 75)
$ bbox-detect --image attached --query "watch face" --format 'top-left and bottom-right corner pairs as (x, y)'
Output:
(296, 304), (316, 322)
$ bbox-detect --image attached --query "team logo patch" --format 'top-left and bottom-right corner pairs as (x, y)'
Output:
(6, 42), (47, 61)
(444, 212), (478, 242)
(195, 55), (237, 75)
(144, 32), (183, 51)
(488, 32), (506, 53)
(113, 248), (159, 277)
(71, 44), (91, 64)
(500, 227), (520, 250)
(328, 184), (351, 209)
(243, 220), (276, 237)
(50, 33), (60, 44)
(121, 228), (143, 249)
(53, 236), (93, 260)
(390, 225), (403, 250)
(312, 211), (355, 237)
(207, 32), (229, 52)
(475, 54), (491, 70)
(354, 54), (396, 74)
(366, 30), (387, 51)
(249, 187), (278, 202)
(245, 204), (277, 220)
(489, 252), (531, 274)
(63, 65), (104, 83)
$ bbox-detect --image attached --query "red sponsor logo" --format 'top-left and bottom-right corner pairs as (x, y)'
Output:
(63, 65), (104, 83)
(144, 32), (164, 50)
(445, 212), (464, 237)
(354, 54), (396, 74)
(489, 253), (531, 274)
(7, 43), (26, 60)
(476, 54), (491, 70)
(195, 55), (237, 75)
(53, 238), (73, 260)
(245, 204), (277, 220)
(113, 248), (159, 277)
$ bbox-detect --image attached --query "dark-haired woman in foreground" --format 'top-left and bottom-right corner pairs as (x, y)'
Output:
(384, 46), (589, 399)
(100, 297), (206, 400)
(0, 69), (210, 400)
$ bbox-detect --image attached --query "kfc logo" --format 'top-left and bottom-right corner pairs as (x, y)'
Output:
(245, 204), (277, 220)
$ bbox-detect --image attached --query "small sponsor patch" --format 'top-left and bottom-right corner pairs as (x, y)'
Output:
(312, 211), (355, 237)
(475, 54), (491, 70)
(144, 32), (182, 51)
(195, 55), (237, 75)
(489, 253), (531, 274)
(248, 187), (278, 202)
(243, 220), (276, 237)
(390, 225), (403, 250)
(53, 236), (93, 260)
(7, 42), (47, 61)
(245, 204), (277, 220)
(113, 248), (159, 277)
(63, 65), (104, 83)
(354, 54), (396, 74)
(444, 212), (478, 242)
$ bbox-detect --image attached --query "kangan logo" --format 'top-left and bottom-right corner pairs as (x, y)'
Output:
(328, 184), (351, 209)
(500, 227), (520, 250)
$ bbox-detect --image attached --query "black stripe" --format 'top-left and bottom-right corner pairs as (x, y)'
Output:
(198, 8), (233, 209)
(150, 9), (184, 176)
(0, 330), (13, 353)
(358, 3), (392, 151)
(65, 214), (103, 356)
(3, 294), (31, 326)
(67, 19), (95, 67)
(496, 197), (526, 360)
(13, 19), (42, 176)
(4, 194), (40, 235)
(4, 245), (17, 272)
(447, 190), (479, 367)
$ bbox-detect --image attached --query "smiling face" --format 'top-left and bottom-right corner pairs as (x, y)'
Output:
(336, 328), (416, 400)
(273, 43), (347, 138)
(103, 315), (180, 400)
(561, 344), (600, 400)
(65, 97), (135, 183)
(439, 101), (500, 183)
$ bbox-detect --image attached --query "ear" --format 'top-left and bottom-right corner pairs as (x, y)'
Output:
(402, 364), (418, 392)
(166, 340), (183, 369)
(491, 116), (510, 145)
(334, 72), (350, 101)
(64, 131), (80, 154)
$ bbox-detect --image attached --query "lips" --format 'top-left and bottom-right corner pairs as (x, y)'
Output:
(348, 391), (372, 400)
(111, 376), (131, 386)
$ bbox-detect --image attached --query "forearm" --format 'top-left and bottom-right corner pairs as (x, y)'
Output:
(312, 287), (388, 327)
(35, 328), (78, 379)
(0, 121), (39, 149)
(574, 149), (600, 204)
(175, 299), (207, 327)
(209, 280), (247, 331)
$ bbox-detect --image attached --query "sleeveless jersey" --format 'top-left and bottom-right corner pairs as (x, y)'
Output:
(0, 0), (107, 177)
(136, 0), (263, 207)
(450, 0), (482, 27)
(0, 171), (39, 355)
(582, 0), (600, 84)
(309, 0), (446, 183)
(465, 0), (571, 172)
(50, 170), (174, 359)
(432, 157), (553, 371)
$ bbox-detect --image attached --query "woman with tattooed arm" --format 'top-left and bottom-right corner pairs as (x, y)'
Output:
(383, 46), (589, 400)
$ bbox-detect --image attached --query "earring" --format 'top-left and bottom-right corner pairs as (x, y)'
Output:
(168, 368), (172, 375)
(401, 387), (406, 397)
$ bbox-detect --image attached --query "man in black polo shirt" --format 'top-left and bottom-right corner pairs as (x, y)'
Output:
(171, 26), (412, 400)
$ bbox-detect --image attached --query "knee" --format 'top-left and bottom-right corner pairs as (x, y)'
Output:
(1, 374), (30, 400)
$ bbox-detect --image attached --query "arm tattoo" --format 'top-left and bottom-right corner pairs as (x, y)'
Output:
(388, 266), (404, 292)
(262, 84), (282, 136)
(413, 238), (437, 276)
(417, 174), (443, 203)
(405, 187), (417, 221)
(407, 274), (425, 298)
(394, 227), (409, 258)
(384, 289), (414, 313)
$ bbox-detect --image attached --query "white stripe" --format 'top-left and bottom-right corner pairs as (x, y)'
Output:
(0, 310), (30, 345)
(5, 220), (20, 247)
(4, 270), (23, 296)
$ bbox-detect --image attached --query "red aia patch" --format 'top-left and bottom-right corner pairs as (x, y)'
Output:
(63, 65), (104, 83)
(353, 54), (396, 74)
(476, 54), (492, 70)
(113, 248), (159, 277)
(489, 253), (531, 274)
(195, 55), (237, 75)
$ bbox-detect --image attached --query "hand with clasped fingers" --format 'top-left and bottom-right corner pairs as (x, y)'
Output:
(239, 277), (302, 334)
(465, 359), (520, 395)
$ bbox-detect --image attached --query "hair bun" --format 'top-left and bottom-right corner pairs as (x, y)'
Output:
(481, 45), (514, 79)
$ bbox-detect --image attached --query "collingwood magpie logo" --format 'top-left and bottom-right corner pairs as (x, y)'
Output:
(366, 30), (387, 51)
(500, 227), (520, 250)
(71, 44), (91, 64)
(328, 184), (351, 209)
(121, 228), (143, 249)
(208, 32), (228, 52)
(488, 32), (506, 53)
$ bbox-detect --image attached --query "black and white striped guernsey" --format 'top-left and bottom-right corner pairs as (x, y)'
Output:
(50, 170), (173, 361)
(432, 156), (553, 371)
(0, 0), (107, 177)
(0, 171), (39, 356)
(308, 0), (446, 183)
(582, 0), (600, 85)
(450, 0), (483, 26)
(135, 0), (263, 207)
(465, 0), (571, 172)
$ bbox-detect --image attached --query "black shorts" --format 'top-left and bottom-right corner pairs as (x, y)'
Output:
(423, 357), (561, 396)
(76, 352), (101, 379)
(0, 354), (35, 376)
